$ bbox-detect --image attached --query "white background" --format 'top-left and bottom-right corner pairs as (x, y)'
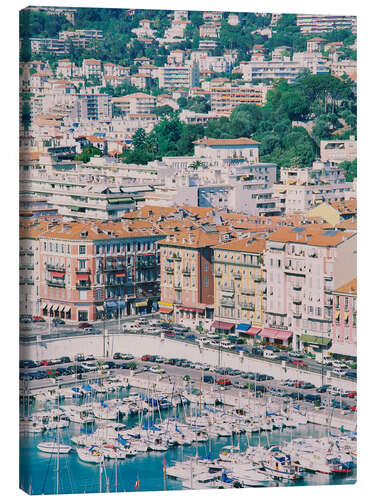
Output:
(1, 0), (371, 498)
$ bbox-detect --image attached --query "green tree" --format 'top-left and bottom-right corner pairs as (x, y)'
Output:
(75, 146), (103, 163)
(21, 102), (31, 130)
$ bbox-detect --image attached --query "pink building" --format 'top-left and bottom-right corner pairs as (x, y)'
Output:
(331, 278), (357, 358)
(159, 229), (221, 328)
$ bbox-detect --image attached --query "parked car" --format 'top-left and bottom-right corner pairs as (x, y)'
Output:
(289, 351), (304, 358)
(301, 382), (315, 389)
(216, 378), (232, 386)
(345, 391), (357, 398)
(345, 371), (357, 379)
(74, 353), (85, 362)
(185, 334), (196, 342)
(288, 392), (303, 400)
(78, 323), (92, 329)
(53, 318), (65, 326)
(251, 348), (263, 356)
(349, 405), (357, 412)
(113, 353), (123, 360)
(220, 340), (235, 349)
(122, 354), (134, 361)
(263, 350), (278, 359)
(210, 340), (220, 347)
(316, 385), (330, 393)
(173, 324), (189, 333)
(332, 367), (347, 376)
(332, 400), (350, 410)
(141, 355), (149, 361)
(85, 354), (95, 361)
(291, 360), (306, 367)
(304, 394), (321, 403)
(81, 362), (98, 371)
(233, 346), (249, 353)
(278, 355), (289, 361)
(32, 316), (46, 322)
(203, 375), (214, 384)
(150, 366), (165, 374)
(59, 356), (71, 364)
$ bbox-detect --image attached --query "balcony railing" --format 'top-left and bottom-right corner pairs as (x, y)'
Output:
(76, 282), (91, 290)
(173, 255), (182, 262)
(240, 288), (255, 295)
(220, 300), (235, 307)
(214, 271), (222, 277)
(221, 285), (235, 292)
(20, 279), (34, 285)
(285, 265), (306, 275)
(324, 275), (333, 281)
(174, 284), (182, 291)
(233, 272), (242, 279)
(20, 264), (35, 270)
(136, 262), (156, 269)
(75, 268), (92, 274)
(103, 265), (126, 272)
(240, 302), (255, 311)
(182, 269), (191, 276)
(292, 298), (302, 304)
(293, 285), (302, 291)
(46, 279), (65, 288)
(165, 266), (174, 274)
(47, 264), (65, 272)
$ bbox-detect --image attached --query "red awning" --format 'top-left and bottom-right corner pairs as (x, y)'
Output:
(159, 307), (173, 314)
(261, 328), (293, 340)
(246, 327), (262, 335)
(177, 306), (205, 313)
(51, 271), (65, 278)
(137, 253), (153, 257)
(115, 272), (126, 277)
(77, 274), (89, 280)
(211, 320), (235, 330)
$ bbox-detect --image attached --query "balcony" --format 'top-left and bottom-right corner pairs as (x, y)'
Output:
(285, 265), (306, 275)
(324, 275), (333, 281)
(47, 264), (65, 272)
(174, 284), (182, 291)
(293, 312), (302, 318)
(20, 264), (34, 270)
(75, 268), (92, 274)
(233, 272), (242, 280)
(173, 255), (182, 262)
(214, 270), (222, 278)
(182, 268), (191, 276)
(240, 288), (255, 295)
(165, 266), (174, 274)
(103, 265), (126, 272)
(221, 285), (235, 292)
(254, 277), (263, 283)
(20, 279), (34, 285)
(293, 285), (302, 291)
(240, 302), (255, 311)
(46, 279), (65, 288)
(220, 299), (235, 307)
(136, 262), (156, 270)
(76, 282), (91, 290)
(292, 298), (302, 305)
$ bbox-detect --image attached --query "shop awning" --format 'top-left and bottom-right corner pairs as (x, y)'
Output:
(48, 304), (54, 311)
(177, 306), (205, 313)
(158, 301), (173, 307)
(211, 320), (235, 330)
(236, 323), (251, 332)
(64, 307), (71, 313)
(51, 271), (65, 278)
(159, 307), (173, 314)
(344, 312), (349, 321)
(52, 304), (60, 312)
(246, 327), (262, 336)
(115, 272), (126, 277)
(300, 334), (331, 346)
(336, 310), (340, 319)
(261, 328), (292, 341)
(96, 305), (104, 312)
(77, 274), (90, 280)
(42, 303), (47, 309)
(136, 301), (148, 307)
(60, 306), (66, 312)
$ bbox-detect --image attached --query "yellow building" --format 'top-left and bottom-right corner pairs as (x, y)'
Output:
(212, 238), (266, 339)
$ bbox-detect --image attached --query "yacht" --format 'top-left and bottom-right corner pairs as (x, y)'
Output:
(37, 442), (72, 454)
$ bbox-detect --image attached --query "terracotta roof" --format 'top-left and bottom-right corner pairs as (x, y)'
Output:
(334, 278), (357, 295)
(214, 237), (266, 253)
(193, 137), (261, 146)
(159, 228), (221, 249)
(268, 226), (356, 247)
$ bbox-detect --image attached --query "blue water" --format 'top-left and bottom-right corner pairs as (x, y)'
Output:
(20, 390), (356, 495)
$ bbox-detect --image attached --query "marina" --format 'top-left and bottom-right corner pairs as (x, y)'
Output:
(20, 376), (356, 494)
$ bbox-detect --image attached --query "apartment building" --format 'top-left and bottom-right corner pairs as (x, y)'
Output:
(38, 220), (164, 322)
(264, 226), (357, 354)
(82, 59), (102, 78)
(159, 229), (221, 328)
(198, 40), (219, 52)
(27, 6), (77, 24)
(198, 56), (233, 74)
(112, 93), (156, 115)
(200, 23), (221, 38)
(131, 19), (156, 39)
(193, 137), (260, 162)
(330, 278), (357, 358)
(296, 14), (357, 34)
(228, 14), (239, 26)
(158, 62), (200, 89)
(306, 37), (326, 52)
(30, 38), (66, 55)
(71, 93), (112, 121)
(211, 83), (268, 116)
(240, 58), (304, 83)
(167, 49), (186, 65)
(59, 29), (103, 49)
(56, 59), (77, 78)
(329, 59), (357, 78)
(320, 136), (357, 164)
(203, 11), (223, 22)
(213, 238), (266, 337)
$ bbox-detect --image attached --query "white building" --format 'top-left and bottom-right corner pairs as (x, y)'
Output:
(320, 136), (357, 164)
(158, 62), (200, 89)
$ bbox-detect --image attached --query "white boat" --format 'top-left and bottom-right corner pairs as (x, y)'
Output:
(61, 406), (95, 425)
(92, 405), (119, 420)
(77, 446), (104, 463)
(37, 442), (72, 454)
(102, 445), (127, 459)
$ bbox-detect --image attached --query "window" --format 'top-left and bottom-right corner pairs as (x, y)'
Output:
(79, 290), (87, 300)
(204, 263), (208, 272)
(204, 277), (209, 287)
(79, 260), (86, 270)
(67, 245), (70, 255)
(79, 245), (86, 255)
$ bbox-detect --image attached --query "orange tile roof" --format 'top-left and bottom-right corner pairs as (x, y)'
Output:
(159, 228), (221, 249)
(193, 137), (260, 146)
(334, 278), (357, 295)
(214, 237), (266, 253)
(268, 226), (356, 247)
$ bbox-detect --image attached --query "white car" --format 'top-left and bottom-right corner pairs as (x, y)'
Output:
(81, 362), (98, 371)
(150, 366), (165, 374)
(220, 340), (234, 349)
(210, 340), (220, 347)
(331, 361), (346, 369)
(144, 327), (160, 334)
(332, 368), (346, 376)
(199, 337), (210, 345)
(124, 323), (139, 331)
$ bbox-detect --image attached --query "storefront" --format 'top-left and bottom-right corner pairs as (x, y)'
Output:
(299, 333), (331, 361)
(211, 320), (235, 334)
(261, 328), (293, 347)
